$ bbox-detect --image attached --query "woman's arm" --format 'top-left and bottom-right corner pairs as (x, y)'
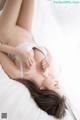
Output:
(0, 44), (33, 68)
(0, 51), (20, 79)
(0, 43), (19, 55)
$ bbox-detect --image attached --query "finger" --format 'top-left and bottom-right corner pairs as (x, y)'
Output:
(29, 58), (33, 66)
(42, 61), (48, 67)
(30, 57), (34, 63)
(29, 60), (32, 66)
(25, 56), (32, 67)
(43, 62), (49, 67)
(42, 66), (47, 72)
(29, 56), (34, 64)
(28, 58), (32, 67)
(30, 57), (34, 64)
(41, 61), (47, 67)
(42, 60), (47, 64)
(42, 63), (48, 69)
(42, 63), (49, 69)
(41, 59), (45, 64)
(26, 59), (31, 69)
(42, 64), (47, 69)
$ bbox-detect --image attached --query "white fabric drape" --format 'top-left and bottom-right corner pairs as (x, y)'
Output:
(32, 0), (80, 118)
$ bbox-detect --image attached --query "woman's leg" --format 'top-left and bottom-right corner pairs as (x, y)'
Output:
(0, 0), (23, 27)
(17, 0), (34, 31)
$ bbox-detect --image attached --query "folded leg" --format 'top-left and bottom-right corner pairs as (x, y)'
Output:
(1, 0), (23, 27)
(17, 0), (34, 31)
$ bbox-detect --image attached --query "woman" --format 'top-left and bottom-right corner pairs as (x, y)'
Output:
(0, 0), (66, 119)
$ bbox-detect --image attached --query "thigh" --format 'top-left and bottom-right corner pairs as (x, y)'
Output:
(17, 0), (34, 31)
(0, 0), (22, 27)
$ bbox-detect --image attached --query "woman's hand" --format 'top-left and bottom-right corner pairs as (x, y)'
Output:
(16, 48), (34, 69)
(41, 57), (49, 71)
(41, 48), (52, 71)
(0, 44), (34, 69)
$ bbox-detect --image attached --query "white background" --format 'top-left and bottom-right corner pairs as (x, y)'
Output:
(32, 0), (80, 116)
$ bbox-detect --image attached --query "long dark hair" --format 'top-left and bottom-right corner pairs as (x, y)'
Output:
(16, 79), (66, 119)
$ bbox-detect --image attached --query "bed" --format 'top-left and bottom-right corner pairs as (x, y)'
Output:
(0, 65), (73, 120)
(0, 0), (79, 119)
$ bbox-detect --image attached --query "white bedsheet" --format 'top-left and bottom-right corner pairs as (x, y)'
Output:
(0, 65), (73, 120)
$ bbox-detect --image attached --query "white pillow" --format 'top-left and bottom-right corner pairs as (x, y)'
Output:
(0, 65), (56, 120)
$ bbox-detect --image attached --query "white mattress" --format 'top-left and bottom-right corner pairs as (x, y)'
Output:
(0, 65), (73, 120)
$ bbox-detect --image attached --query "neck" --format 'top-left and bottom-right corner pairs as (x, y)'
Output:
(32, 72), (45, 88)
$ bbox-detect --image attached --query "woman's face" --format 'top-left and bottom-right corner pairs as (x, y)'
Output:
(28, 62), (63, 96)
(25, 57), (63, 97)
(42, 76), (64, 97)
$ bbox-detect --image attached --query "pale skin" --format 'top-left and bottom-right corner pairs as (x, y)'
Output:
(0, 43), (53, 88)
(0, 0), (49, 69)
(0, 0), (62, 95)
(0, 0), (34, 45)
